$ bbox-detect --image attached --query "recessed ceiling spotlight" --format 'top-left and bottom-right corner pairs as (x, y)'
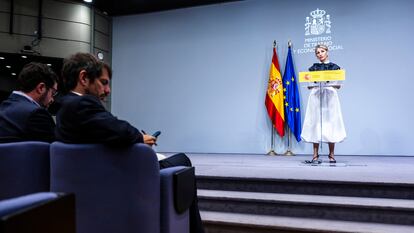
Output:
(21, 55), (27, 59)
(97, 51), (104, 60)
(83, 0), (93, 3)
(11, 73), (16, 76)
(47, 64), (52, 66)
(0, 57), (5, 60)
(6, 65), (11, 68)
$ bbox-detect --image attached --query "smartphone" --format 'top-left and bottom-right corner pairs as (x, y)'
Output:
(152, 131), (161, 138)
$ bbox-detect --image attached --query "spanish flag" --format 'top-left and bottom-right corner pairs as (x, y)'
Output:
(265, 48), (285, 137)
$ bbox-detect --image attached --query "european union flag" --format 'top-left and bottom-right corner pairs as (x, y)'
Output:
(282, 47), (302, 142)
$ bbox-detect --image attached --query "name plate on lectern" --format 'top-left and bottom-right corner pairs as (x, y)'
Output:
(299, 70), (345, 82)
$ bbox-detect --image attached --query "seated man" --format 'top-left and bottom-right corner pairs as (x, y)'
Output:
(55, 53), (204, 233)
(0, 62), (58, 142)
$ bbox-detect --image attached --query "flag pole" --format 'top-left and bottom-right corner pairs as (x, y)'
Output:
(284, 127), (295, 156)
(284, 40), (295, 156)
(267, 40), (278, 156)
(267, 127), (277, 155)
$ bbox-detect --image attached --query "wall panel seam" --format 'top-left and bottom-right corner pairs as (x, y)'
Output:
(0, 12), (91, 26)
(43, 16), (91, 26)
(94, 29), (109, 37)
(0, 31), (91, 44)
(93, 46), (109, 53)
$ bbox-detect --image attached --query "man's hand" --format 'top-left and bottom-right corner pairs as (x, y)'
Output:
(143, 134), (157, 146)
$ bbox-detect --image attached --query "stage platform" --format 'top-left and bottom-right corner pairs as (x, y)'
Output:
(185, 153), (414, 184)
(182, 153), (414, 232)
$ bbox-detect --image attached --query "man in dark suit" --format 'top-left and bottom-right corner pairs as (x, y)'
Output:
(55, 53), (155, 146)
(0, 62), (58, 142)
(56, 53), (204, 233)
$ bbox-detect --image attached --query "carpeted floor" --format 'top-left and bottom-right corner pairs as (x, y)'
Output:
(179, 153), (414, 184)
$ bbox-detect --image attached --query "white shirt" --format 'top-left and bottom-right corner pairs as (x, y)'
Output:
(71, 91), (83, 96)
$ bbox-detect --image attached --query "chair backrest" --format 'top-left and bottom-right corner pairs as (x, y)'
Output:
(50, 142), (161, 233)
(0, 141), (50, 200)
(0, 192), (76, 233)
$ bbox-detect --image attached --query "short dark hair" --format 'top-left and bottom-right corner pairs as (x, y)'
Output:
(18, 62), (58, 93)
(61, 53), (112, 93)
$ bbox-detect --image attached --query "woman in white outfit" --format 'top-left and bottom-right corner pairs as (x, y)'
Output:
(301, 45), (346, 163)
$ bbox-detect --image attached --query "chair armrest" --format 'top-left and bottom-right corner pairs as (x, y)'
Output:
(160, 166), (190, 233)
(0, 192), (58, 216)
(0, 192), (75, 233)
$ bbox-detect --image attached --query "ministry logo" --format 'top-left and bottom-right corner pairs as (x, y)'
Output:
(294, 8), (342, 54)
(305, 8), (331, 36)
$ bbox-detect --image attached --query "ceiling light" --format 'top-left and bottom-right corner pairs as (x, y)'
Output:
(0, 57), (5, 60)
(97, 51), (104, 60)
(6, 65), (11, 68)
(11, 73), (16, 76)
(47, 64), (52, 66)
(83, 0), (93, 3)
(21, 55), (27, 59)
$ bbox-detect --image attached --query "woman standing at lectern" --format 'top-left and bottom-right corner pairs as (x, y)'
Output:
(301, 44), (346, 163)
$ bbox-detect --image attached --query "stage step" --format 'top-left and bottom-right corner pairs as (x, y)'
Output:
(201, 211), (414, 233)
(197, 175), (414, 199)
(198, 189), (414, 225)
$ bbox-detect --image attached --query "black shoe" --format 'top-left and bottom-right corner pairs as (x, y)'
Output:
(312, 155), (320, 163)
(304, 155), (321, 164)
(328, 155), (336, 163)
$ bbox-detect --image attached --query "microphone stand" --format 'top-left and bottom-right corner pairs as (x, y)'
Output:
(319, 81), (323, 156)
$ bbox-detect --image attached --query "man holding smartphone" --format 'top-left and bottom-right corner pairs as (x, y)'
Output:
(55, 53), (204, 233)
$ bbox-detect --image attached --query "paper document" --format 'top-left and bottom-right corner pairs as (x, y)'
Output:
(156, 153), (167, 161)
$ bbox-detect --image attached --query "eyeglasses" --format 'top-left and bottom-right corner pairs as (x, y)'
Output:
(49, 87), (58, 97)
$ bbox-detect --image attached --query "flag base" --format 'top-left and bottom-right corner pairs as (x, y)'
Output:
(266, 149), (278, 156)
(284, 149), (295, 156)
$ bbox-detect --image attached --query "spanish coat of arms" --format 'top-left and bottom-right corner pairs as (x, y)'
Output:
(305, 8), (331, 36)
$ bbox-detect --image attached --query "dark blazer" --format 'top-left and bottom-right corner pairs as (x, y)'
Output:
(55, 93), (142, 146)
(0, 93), (55, 142)
(309, 62), (340, 71)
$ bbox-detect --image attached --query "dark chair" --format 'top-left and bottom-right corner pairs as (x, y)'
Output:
(0, 141), (50, 200)
(0, 192), (75, 233)
(50, 142), (189, 233)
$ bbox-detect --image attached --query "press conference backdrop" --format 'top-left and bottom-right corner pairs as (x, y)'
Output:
(112, 0), (414, 155)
